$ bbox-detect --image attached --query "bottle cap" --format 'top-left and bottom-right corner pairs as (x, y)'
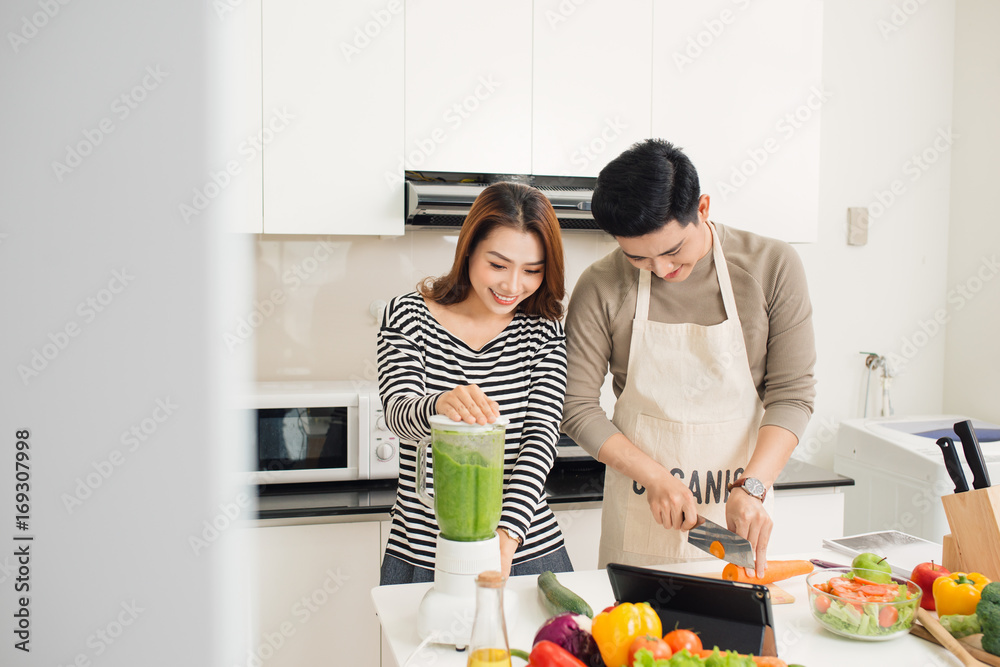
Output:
(476, 570), (506, 588)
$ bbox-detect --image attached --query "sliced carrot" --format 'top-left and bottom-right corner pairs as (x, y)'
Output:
(721, 560), (814, 585)
(751, 657), (788, 666)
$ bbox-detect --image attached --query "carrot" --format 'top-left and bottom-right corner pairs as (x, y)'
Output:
(721, 560), (814, 584)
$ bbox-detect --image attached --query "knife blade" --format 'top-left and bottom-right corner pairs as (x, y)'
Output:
(687, 515), (755, 569)
(935, 437), (970, 493)
(954, 420), (991, 489)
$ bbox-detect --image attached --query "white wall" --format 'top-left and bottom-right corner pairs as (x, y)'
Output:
(253, 0), (964, 469)
(793, 0), (957, 465)
(943, 0), (1000, 424)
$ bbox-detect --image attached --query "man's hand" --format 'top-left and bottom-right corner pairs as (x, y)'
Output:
(436, 384), (501, 425)
(726, 488), (772, 579)
(644, 467), (699, 531)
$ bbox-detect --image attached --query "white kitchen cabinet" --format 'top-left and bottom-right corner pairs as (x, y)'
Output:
(771, 487), (845, 555)
(252, 522), (382, 667)
(651, 0), (823, 243)
(404, 0), (533, 175)
(532, 0), (652, 177)
(553, 504), (603, 571)
(262, 0), (404, 235)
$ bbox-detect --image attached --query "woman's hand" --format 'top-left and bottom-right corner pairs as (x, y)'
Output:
(436, 384), (501, 425)
(496, 528), (518, 578)
(725, 488), (772, 579)
(644, 467), (699, 531)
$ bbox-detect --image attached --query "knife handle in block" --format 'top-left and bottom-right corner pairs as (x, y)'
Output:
(916, 608), (987, 667)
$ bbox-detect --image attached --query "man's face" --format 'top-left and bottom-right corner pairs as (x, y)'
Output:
(614, 194), (713, 283)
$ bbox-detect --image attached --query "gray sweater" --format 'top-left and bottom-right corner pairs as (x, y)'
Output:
(561, 222), (816, 457)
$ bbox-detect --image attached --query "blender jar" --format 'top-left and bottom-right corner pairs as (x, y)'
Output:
(417, 415), (507, 541)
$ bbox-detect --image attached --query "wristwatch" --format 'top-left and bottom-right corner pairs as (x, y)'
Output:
(727, 476), (767, 501)
(498, 527), (522, 545)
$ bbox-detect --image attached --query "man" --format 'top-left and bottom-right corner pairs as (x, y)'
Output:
(561, 139), (816, 577)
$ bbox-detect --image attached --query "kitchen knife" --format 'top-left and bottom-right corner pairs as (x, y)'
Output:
(936, 437), (970, 493)
(954, 420), (991, 489)
(687, 515), (755, 569)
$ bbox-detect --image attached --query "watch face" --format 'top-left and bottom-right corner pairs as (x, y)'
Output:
(744, 477), (766, 497)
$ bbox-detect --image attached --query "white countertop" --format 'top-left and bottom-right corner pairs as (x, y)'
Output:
(372, 547), (964, 667)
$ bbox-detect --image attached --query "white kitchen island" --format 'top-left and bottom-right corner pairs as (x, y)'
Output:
(372, 547), (965, 667)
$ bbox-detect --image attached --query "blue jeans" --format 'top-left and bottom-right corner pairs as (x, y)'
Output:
(380, 547), (574, 586)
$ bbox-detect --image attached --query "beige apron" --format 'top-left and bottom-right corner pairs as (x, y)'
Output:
(599, 222), (772, 568)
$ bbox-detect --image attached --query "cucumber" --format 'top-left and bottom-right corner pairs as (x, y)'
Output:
(537, 570), (593, 618)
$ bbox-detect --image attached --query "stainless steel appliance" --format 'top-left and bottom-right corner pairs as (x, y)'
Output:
(248, 381), (397, 484)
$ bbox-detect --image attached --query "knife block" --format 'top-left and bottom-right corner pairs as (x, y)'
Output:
(941, 485), (1000, 581)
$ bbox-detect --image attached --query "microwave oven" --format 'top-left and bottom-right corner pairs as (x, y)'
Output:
(247, 381), (398, 484)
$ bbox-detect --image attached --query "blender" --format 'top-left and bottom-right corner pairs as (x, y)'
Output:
(415, 415), (517, 648)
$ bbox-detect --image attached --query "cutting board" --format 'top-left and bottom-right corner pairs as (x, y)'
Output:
(700, 573), (795, 604)
(910, 623), (1000, 666)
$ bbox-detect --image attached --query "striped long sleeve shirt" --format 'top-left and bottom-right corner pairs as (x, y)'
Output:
(377, 292), (568, 570)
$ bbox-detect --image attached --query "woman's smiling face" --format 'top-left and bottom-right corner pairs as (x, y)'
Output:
(466, 226), (545, 316)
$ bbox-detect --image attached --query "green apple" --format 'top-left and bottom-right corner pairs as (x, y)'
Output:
(851, 552), (893, 583)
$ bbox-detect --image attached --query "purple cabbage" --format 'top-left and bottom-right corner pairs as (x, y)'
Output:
(532, 612), (603, 667)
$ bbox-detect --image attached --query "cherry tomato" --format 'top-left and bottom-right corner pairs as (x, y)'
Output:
(664, 629), (703, 654)
(814, 594), (831, 614)
(878, 606), (899, 628)
(628, 634), (672, 664)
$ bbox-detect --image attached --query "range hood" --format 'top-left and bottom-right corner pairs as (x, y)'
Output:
(405, 173), (599, 230)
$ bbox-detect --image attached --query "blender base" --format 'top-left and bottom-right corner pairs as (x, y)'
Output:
(415, 535), (517, 648)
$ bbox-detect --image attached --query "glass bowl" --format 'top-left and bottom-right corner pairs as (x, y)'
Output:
(805, 567), (922, 641)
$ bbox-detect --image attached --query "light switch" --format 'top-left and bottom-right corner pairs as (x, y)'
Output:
(848, 207), (869, 246)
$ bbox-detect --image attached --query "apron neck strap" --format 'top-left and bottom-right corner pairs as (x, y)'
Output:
(635, 269), (652, 321)
(708, 221), (739, 321)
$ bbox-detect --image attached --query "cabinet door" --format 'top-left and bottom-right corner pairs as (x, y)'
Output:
(263, 0), (404, 235)
(651, 0), (823, 242)
(553, 505), (603, 572)
(532, 0), (653, 177)
(253, 522), (382, 667)
(405, 0), (533, 174)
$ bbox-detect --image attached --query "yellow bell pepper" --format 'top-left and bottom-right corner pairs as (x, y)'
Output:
(933, 572), (992, 616)
(591, 602), (662, 667)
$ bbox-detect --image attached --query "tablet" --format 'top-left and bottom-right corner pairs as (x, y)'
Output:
(606, 562), (777, 656)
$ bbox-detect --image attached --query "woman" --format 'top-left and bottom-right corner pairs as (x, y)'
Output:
(377, 181), (572, 585)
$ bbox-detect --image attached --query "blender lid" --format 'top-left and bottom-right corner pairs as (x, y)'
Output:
(429, 414), (510, 432)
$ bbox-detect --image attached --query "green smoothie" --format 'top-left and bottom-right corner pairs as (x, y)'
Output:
(432, 433), (503, 542)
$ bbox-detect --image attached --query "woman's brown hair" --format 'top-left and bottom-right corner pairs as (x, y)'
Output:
(418, 181), (565, 320)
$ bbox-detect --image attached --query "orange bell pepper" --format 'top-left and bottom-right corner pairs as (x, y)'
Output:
(933, 572), (991, 616)
(590, 602), (662, 667)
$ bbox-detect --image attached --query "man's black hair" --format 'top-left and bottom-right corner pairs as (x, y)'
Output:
(591, 139), (702, 237)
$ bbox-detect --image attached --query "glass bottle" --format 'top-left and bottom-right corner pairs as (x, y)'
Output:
(467, 570), (512, 667)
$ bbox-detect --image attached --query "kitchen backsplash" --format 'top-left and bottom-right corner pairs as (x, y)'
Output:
(252, 228), (619, 384)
